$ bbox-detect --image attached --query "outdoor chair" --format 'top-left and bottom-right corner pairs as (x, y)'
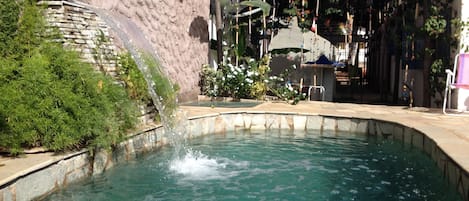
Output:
(307, 85), (325, 101)
(443, 53), (469, 114)
(300, 76), (326, 101)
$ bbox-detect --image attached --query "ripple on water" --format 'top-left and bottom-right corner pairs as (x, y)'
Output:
(43, 130), (463, 201)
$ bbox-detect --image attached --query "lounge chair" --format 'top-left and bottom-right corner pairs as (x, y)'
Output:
(443, 53), (469, 114)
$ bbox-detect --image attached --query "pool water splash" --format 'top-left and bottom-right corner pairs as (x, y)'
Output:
(168, 149), (248, 181)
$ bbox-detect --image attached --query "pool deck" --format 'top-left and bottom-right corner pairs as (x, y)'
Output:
(1, 101), (469, 187)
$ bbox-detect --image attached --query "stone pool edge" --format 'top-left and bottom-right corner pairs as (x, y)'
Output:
(1, 111), (468, 201)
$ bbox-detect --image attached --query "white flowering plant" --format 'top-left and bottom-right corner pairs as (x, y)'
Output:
(199, 64), (223, 97)
(199, 56), (271, 100)
(221, 63), (253, 99)
(266, 64), (305, 105)
(200, 57), (304, 104)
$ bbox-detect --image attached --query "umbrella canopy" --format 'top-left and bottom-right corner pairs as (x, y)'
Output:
(315, 55), (333, 64)
(269, 18), (335, 62)
(268, 18), (304, 51)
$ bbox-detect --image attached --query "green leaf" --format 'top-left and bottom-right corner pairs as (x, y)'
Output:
(240, 0), (271, 16)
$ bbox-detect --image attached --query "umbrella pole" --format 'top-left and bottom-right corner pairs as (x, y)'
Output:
(236, 0), (239, 67)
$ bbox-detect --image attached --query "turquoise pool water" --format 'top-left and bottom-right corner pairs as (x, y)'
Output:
(45, 130), (462, 201)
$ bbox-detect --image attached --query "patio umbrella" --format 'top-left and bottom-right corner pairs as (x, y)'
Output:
(269, 18), (304, 52)
(269, 18), (334, 62)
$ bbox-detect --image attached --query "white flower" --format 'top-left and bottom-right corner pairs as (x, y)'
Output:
(249, 58), (255, 62)
(246, 78), (253, 84)
(292, 64), (297, 69)
(247, 71), (254, 77)
(222, 41), (228, 46)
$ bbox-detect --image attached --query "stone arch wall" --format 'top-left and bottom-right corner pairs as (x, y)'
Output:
(83, 0), (211, 102)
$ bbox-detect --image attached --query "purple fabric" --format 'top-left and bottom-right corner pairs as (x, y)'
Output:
(457, 54), (469, 86)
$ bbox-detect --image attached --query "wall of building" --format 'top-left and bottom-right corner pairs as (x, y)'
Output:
(82, 0), (210, 102)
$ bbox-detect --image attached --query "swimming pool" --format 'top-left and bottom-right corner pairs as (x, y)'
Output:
(44, 130), (462, 201)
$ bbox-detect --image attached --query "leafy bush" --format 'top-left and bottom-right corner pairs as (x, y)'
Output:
(249, 56), (271, 100)
(140, 53), (179, 123)
(199, 64), (222, 97)
(0, 1), (138, 154)
(0, 0), (20, 58)
(199, 55), (304, 104)
(118, 53), (150, 103)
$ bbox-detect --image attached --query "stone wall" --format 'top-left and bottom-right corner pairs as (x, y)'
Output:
(43, 0), (159, 124)
(43, 0), (119, 76)
(1, 112), (468, 201)
(82, 0), (211, 102)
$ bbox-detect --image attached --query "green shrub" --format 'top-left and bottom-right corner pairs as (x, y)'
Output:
(199, 64), (221, 97)
(0, 1), (138, 155)
(118, 53), (150, 103)
(0, 43), (138, 154)
(141, 53), (179, 122)
(0, 0), (20, 58)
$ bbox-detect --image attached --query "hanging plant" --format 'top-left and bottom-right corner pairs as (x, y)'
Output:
(423, 6), (447, 38)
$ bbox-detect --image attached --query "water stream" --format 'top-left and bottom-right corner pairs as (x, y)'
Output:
(78, 2), (190, 158)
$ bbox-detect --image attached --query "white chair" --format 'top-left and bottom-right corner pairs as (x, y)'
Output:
(307, 85), (325, 101)
(443, 53), (469, 114)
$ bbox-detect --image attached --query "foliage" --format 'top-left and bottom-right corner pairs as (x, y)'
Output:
(118, 53), (150, 103)
(452, 19), (469, 52)
(199, 64), (222, 97)
(199, 56), (271, 100)
(221, 62), (253, 99)
(282, 0), (312, 30)
(0, 43), (138, 154)
(0, 0), (20, 58)
(239, 0), (271, 16)
(92, 29), (116, 73)
(249, 56), (270, 100)
(199, 55), (304, 105)
(141, 53), (179, 120)
(423, 6), (447, 39)
(266, 64), (305, 105)
(0, 1), (138, 155)
(429, 59), (446, 103)
(324, 7), (342, 16)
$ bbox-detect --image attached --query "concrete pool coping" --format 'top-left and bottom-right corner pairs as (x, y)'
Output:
(1, 101), (469, 200)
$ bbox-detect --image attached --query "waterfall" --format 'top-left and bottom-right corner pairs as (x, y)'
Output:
(77, 2), (188, 157)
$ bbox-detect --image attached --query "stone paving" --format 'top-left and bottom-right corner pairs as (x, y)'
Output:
(1, 101), (469, 192)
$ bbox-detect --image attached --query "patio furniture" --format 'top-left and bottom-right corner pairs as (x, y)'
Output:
(307, 85), (325, 101)
(443, 53), (469, 114)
